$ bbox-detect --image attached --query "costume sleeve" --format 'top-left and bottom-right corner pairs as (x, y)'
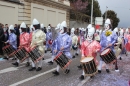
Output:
(111, 32), (118, 45)
(95, 41), (101, 52)
(81, 42), (85, 57)
(100, 33), (106, 47)
(36, 32), (45, 45)
(10, 34), (16, 43)
(21, 33), (29, 46)
(64, 37), (72, 49)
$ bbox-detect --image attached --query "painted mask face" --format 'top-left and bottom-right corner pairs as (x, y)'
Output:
(60, 28), (64, 34)
(87, 34), (93, 41)
(105, 24), (110, 31)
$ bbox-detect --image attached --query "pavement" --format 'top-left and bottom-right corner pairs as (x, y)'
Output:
(0, 51), (130, 86)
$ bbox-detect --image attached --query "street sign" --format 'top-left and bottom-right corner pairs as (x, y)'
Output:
(95, 17), (103, 25)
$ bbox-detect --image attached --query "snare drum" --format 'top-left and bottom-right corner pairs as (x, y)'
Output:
(100, 48), (116, 64)
(80, 57), (97, 76)
(28, 46), (43, 63)
(14, 47), (28, 62)
(54, 52), (72, 70)
(2, 45), (15, 57)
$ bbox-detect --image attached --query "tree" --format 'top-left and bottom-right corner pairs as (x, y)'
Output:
(103, 10), (120, 29)
(85, 0), (102, 18)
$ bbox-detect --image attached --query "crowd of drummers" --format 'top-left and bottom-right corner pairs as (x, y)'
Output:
(0, 18), (130, 80)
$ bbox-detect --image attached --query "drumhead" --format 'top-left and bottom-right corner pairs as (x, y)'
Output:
(80, 57), (93, 63)
(101, 49), (110, 55)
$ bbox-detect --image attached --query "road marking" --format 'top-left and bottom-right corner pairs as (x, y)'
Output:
(0, 67), (18, 74)
(43, 58), (52, 63)
(77, 76), (90, 86)
(9, 68), (56, 86)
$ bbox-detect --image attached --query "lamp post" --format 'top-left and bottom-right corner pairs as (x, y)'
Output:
(105, 6), (108, 20)
(91, 0), (93, 25)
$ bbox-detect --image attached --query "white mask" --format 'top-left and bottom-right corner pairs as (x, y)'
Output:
(87, 34), (93, 42)
(105, 24), (110, 31)
(60, 28), (64, 34)
(19, 29), (22, 34)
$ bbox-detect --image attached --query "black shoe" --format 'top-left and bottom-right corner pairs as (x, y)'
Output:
(48, 61), (53, 65)
(29, 67), (36, 71)
(119, 57), (122, 60)
(12, 62), (19, 67)
(76, 53), (79, 56)
(42, 58), (44, 60)
(64, 69), (70, 74)
(45, 50), (47, 53)
(3, 56), (9, 60)
(12, 58), (16, 60)
(98, 70), (101, 73)
(77, 65), (82, 69)
(72, 56), (75, 58)
(36, 67), (42, 71)
(50, 51), (52, 53)
(26, 62), (30, 67)
(106, 69), (110, 73)
(79, 75), (84, 80)
(90, 76), (94, 78)
(52, 71), (59, 75)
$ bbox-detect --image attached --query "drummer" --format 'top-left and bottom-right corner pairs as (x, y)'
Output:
(4, 25), (17, 60)
(98, 18), (119, 73)
(52, 21), (72, 75)
(29, 19), (46, 71)
(70, 27), (78, 58)
(79, 27), (101, 80)
(12, 22), (30, 67)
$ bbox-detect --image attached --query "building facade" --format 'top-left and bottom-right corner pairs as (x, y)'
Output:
(0, 0), (70, 27)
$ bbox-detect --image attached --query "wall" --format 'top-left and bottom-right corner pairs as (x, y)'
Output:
(31, 3), (66, 27)
(0, 1), (18, 25)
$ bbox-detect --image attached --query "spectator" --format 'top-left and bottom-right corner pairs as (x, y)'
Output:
(14, 24), (20, 48)
(0, 23), (5, 55)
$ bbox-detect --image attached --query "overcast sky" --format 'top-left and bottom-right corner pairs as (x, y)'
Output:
(97, 0), (130, 28)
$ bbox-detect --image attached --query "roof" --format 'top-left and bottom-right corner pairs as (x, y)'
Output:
(5, 0), (22, 4)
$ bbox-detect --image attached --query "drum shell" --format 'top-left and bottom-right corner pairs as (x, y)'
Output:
(2, 45), (15, 57)
(54, 52), (72, 70)
(81, 57), (97, 76)
(28, 46), (43, 63)
(100, 49), (116, 64)
(14, 48), (28, 62)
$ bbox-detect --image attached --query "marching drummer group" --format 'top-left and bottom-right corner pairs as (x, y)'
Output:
(2, 18), (130, 80)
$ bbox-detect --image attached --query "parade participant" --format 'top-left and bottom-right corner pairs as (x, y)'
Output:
(119, 29), (128, 58)
(45, 26), (52, 53)
(98, 18), (118, 73)
(52, 21), (72, 75)
(29, 19), (46, 71)
(125, 28), (130, 52)
(77, 28), (86, 69)
(12, 22), (30, 67)
(79, 27), (101, 80)
(114, 28), (122, 60)
(95, 29), (100, 42)
(4, 25), (17, 60)
(41, 24), (44, 31)
(48, 23), (61, 65)
(29, 25), (35, 44)
(71, 28), (78, 58)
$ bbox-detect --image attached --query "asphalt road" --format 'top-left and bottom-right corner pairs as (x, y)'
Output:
(0, 51), (129, 86)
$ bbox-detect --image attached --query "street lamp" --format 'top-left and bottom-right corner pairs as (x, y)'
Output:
(91, 0), (93, 25)
(105, 6), (108, 20)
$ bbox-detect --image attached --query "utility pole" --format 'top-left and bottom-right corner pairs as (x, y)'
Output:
(91, 0), (93, 25)
(105, 6), (108, 20)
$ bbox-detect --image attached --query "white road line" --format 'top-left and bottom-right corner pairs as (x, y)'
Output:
(0, 67), (18, 74)
(77, 76), (90, 86)
(43, 58), (52, 63)
(0, 58), (51, 74)
(9, 68), (56, 86)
